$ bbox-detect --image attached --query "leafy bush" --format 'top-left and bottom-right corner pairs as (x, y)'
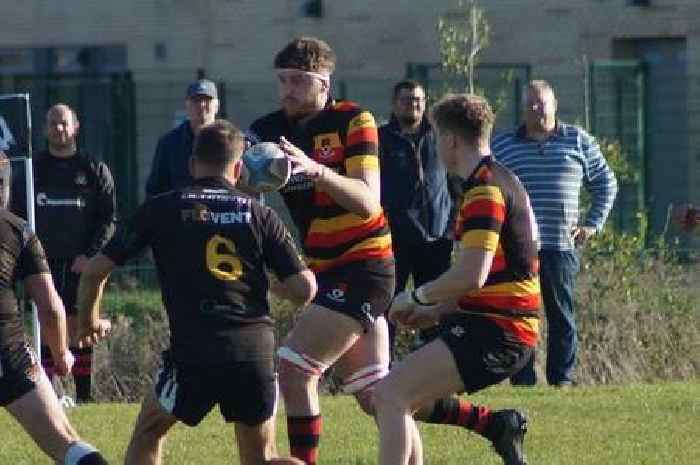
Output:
(92, 313), (169, 401)
(78, 171), (698, 397)
(84, 234), (697, 401)
(572, 231), (699, 384)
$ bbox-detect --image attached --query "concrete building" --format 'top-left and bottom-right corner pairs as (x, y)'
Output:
(0, 0), (696, 241)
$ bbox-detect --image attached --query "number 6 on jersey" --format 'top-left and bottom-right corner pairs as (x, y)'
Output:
(206, 234), (243, 281)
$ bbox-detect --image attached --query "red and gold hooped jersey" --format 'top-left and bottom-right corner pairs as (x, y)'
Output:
(251, 101), (393, 273)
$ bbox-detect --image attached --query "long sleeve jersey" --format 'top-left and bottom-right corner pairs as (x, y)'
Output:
(12, 150), (117, 260)
(493, 123), (618, 251)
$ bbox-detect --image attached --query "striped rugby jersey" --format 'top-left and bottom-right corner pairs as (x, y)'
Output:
(455, 156), (541, 347)
(492, 123), (618, 251)
(250, 101), (392, 273)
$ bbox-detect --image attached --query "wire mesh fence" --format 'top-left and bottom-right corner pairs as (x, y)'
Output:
(2, 60), (697, 288)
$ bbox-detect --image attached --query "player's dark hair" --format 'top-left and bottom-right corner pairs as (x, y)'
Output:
(274, 37), (336, 74)
(392, 79), (424, 99)
(431, 94), (495, 146)
(193, 120), (245, 168)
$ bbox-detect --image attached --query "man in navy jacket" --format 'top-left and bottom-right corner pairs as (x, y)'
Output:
(378, 80), (454, 355)
(145, 79), (220, 197)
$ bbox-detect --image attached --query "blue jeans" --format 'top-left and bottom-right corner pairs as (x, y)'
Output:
(510, 250), (580, 386)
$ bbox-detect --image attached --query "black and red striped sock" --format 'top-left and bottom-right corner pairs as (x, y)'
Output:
(287, 415), (322, 465)
(71, 346), (93, 402)
(426, 397), (493, 436)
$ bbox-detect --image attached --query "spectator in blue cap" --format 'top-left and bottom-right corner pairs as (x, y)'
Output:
(145, 79), (220, 197)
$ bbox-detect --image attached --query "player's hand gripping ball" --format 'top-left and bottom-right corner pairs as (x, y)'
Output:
(239, 142), (291, 193)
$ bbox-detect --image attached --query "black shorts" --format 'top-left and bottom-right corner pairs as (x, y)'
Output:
(48, 258), (79, 315)
(439, 314), (533, 394)
(0, 343), (41, 406)
(154, 351), (277, 427)
(314, 260), (395, 330)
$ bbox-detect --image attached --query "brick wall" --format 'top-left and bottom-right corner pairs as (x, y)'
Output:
(0, 0), (696, 244)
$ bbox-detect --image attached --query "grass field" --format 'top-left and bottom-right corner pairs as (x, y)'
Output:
(1, 382), (698, 464)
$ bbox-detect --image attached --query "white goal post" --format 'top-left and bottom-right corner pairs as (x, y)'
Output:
(0, 93), (40, 358)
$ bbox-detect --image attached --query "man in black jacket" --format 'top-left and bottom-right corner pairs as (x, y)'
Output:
(378, 80), (453, 355)
(12, 103), (116, 402)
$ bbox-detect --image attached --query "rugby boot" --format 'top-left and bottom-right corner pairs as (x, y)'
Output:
(487, 409), (528, 465)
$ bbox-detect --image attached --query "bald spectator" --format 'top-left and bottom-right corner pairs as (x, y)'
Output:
(493, 80), (618, 387)
(12, 103), (116, 402)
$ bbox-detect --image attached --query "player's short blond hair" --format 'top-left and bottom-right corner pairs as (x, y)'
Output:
(431, 94), (495, 146)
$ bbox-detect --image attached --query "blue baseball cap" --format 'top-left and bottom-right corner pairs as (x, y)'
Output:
(186, 79), (218, 99)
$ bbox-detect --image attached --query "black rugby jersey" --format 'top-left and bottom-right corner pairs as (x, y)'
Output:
(12, 150), (116, 260)
(0, 209), (50, 350)
(103, 177), (305, 365)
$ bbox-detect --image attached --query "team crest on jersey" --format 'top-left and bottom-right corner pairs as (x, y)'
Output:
(74, 171), (88, 186)
(450, 325), (465, 338)
(325, 282), (348, 303)
(313, 132), (342, 162)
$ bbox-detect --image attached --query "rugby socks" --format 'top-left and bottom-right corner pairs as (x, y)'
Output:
(71, 346), (93, 402)
(425, 397), (493, 436)
(40, 345), (55, 380)
(287, 415), (322, 465)
(64, 441), (108, 465)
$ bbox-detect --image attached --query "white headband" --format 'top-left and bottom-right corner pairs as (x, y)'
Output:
(277, 68), (330, 84)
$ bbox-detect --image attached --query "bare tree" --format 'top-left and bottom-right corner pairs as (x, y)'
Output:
(438, 0), (490, 94)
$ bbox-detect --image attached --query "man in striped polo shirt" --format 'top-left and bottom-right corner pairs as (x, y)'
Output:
(492, 80), (618, 386)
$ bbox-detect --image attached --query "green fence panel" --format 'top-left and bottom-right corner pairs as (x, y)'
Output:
(590, 61), (646, 235)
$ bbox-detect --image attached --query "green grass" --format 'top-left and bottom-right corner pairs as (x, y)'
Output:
(102, 286), (164, 322)
(1, 382), (698, 464)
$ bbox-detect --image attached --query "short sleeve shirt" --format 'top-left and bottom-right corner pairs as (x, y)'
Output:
(103, 177), (306, 364)
(0, 210), (50, 350)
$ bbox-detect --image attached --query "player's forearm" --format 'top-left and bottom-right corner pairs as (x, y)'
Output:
(39, 305), (69, 359)
(419, 268), (477, 305)
(77, 270), (108, 331)
(418, 249), (492, 304)
(25, 274), (69, 357)
(315, 168), (381, 218)
(278, 269), (317, 306)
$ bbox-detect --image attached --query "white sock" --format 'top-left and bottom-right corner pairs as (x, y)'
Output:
(64, 441), (98, 465)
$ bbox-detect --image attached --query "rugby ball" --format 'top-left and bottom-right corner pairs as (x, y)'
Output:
(239, 142), (291, 193)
